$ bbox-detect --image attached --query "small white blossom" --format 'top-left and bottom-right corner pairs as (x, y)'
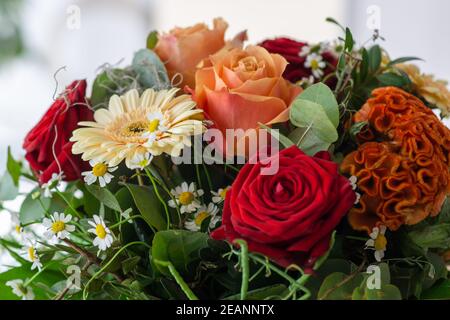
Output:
(211, 186), (230, 204)
(82, 160), (117, 187)
(304, 53), (326, 78)
(168, 182), (204, 214)
(22, 241), (42, 271)
(42, 212), (75, 240)
(185, 203), (220, 232)
(128, 152), (153, 170)
(6, 279), (34, 300)
(143, 112), (168, 147)
(365, 225), (387, 262)
(41, 172), (64, 198)
(88, 215), (114, 251)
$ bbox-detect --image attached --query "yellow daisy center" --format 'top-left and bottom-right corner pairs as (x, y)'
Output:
(51, 221), (65, 233)
(374, 234), (387, 251)
(219, 188), (229, 199)
(28, 247), (36, 262)
(95, 224), (107, 239)
(194, 211), (210, 226)
(148, 119), (160, 133)
(15, 225), (21, 234)
(179, 192), (194, 205)
(122, 121), (148, 137)
(310, 59), (319, 70)
(92, 163), (108, 177)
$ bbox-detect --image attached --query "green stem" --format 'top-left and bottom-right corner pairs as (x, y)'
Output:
(55, 190), (82, 219)
(144, 168), (171, 229)
(154, 259), (198, 300)
(234, 240), (249, 300)
(82, 241), (151, 300)
(109, 215), (148, 229)
(24, 262), (54, 287)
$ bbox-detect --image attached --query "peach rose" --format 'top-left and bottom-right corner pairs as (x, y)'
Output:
(193, 45), (302, 156)
(154, 18), (228, 89)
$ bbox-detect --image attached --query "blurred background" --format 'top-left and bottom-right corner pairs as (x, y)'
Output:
(1, 0), (450, 265)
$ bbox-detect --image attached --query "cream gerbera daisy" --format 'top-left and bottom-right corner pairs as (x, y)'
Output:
(43, 212), (75, 240)
(88, 215), (114, 251)
(168, 182), (204, 214)
(6, 279), (34, 300)
(71, 88), (205, 169)
(185, 203), (220, 232)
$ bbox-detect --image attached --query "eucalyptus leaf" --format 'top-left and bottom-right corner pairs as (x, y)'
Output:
(132, 49), (170, 90)
(6, 146), (21, 186)
(19, 191), (50, 224)
(0, 170), (18, 201)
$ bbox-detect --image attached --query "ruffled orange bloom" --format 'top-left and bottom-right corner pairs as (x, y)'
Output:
(342, 87), (450, 233)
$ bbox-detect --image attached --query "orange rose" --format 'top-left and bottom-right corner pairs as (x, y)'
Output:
(193, 45), (302, 156)
(154, 18), (228, 89)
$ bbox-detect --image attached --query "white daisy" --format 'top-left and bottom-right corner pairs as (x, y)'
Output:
(82, 160), (118, 187)
(304, 53), (326, 79)
(185, 203), (220, 232)
(42, 212), (75, 240)
(128, 152), (153, 170)
(349, 175), (361, 204)
(211, 186), (230, 204)
(299, 45), (311, 57)
(6, 279), (35, 300)
(142, 111), (168, 147)
(168, 182), (204, 214)
(88, 215), (114, 251)
(365, 225), (387, 262)
(41, 172), (64, 198)
(21, 242), (43, 271)
(10, 213), (23, 235)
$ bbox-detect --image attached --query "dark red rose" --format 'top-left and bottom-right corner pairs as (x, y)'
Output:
(23, 80), (93, 184)
(211, 146), (356, 268)
(259, 37), (337, 84)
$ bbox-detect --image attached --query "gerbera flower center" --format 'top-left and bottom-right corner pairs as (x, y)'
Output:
(28, 247), (36, 261)
(92, 163), (108, 177)
(51, 221), (65, 233)
(148, 119), (161, 133)
(179, 191), (194, 205)
(194, 211), (210, 226)
(374, 234), (387, 251)
(122, 121), (148, 137)
(95, 224), (107, 239)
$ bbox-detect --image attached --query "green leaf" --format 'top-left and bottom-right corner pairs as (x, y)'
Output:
(123, 183), (167, 231)
(19, 191), (50, 224)
(368, 45), (382, 73)
(289, 127), (331, 155)
(376, 72), (409, 87)
(146, 31), (158, 49)
(6, 146), (21, 186)
(85, 184), (122, 212)
(152, 230), (209, 277)
(90, 69), (131, 110)
(0, 170), (18, 201)
(258, 123), (294, 148)
(344, 27), (354, 51)
(349, 121), (368, 141)
(325, 17), (345, 31)
(290, 99), (338, 147)
(132, 49), (170, 90)
(122, 256), (141, 275)
(364, 284), (402, 300)
(359, 48), (369, 82)
(421, 279), (450, 300)
(318, 272), (365, 300)
(387, 56), (423, 67)
(296, 83), (339, 128)
(438, 197), (450, 223)
(409, 223), (450, 250)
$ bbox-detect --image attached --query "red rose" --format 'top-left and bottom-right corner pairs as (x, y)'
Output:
(23, 80), (93, 184)
(259, 37), (337, 84)
(211, 146), (356, 268)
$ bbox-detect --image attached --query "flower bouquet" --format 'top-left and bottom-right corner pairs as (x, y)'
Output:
(1, 17), (450, 301)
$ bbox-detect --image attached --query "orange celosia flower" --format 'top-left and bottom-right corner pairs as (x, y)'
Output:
(342, 87), (450, 233)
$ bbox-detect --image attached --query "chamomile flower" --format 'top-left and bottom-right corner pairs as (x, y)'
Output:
(365, 225), (387, 262)
(82, 160), (117, 187)
(128, 152), (153, 170)
(185, 203), (220, 232)
(349, 176), (361, 204)
(41, 172), (64, 198)
(299, 45), (311, 57)
(43, 212), (75, 240)
(168, 182), (204, 214)
(142, 111), (168, 147)
(211, 186), (230, 204)
(304, 53), (326, 78)
(22, 242), (42, 271)
(6, 279), (34, 300)
(88, 215), (113, 251)
(10, 213), (23, 235)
